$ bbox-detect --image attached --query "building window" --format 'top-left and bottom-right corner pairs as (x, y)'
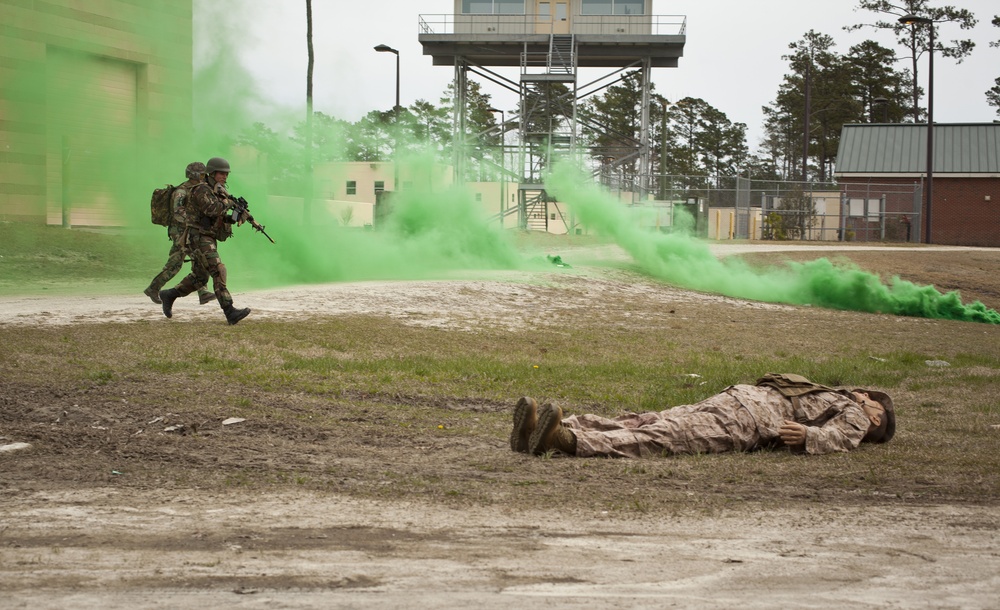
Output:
(581, 0), (644, 15)
(475, 193), (482, 202)
(462, 0), (525, 14)
(346, 180), (356, 195)
(374, 180), (385, 194)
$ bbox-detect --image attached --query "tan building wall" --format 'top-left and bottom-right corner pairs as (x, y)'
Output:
(708, 192), (843, 241)
(0, 1), (193, 226)
(313, 161), (454, 203)
(466, 180), (519, 226)
(451, 0), (657, 35)
(709, 208), (761, 240)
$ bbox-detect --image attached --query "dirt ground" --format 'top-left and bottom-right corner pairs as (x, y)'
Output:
(2, 242), (1000, 608)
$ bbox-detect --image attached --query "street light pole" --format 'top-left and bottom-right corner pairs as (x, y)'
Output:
(374, 44), (401, 192)
(899, 14), (934, 244)
(374, 44), (400, 111)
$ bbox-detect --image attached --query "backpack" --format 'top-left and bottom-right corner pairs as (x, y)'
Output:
(150, 184), (176, 227)
(756, 373), (836, 398)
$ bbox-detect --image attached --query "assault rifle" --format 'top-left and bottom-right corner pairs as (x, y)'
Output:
(225, 195), (275, 244)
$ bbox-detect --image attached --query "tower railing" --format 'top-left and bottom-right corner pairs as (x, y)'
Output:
(418, 14), (686, 36)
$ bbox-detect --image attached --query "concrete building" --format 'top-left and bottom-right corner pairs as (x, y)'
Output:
(0, 1), (193, 226)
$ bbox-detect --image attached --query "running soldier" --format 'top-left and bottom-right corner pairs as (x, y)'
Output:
(158, 157), (251, 325)
(143, 162), (214, 306)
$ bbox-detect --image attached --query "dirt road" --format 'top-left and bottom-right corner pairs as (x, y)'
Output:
(3, 488), (997, 609)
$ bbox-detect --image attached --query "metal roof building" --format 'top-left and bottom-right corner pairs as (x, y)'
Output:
(836, 123), (1000, 177)
(834, 122), (1000, 247)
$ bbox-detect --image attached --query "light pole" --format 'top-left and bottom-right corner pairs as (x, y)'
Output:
(899, 14), (934, 244)
(374, 44), (400, 193)
(488, 107), (505, 225)
(374, 44), (400, 112)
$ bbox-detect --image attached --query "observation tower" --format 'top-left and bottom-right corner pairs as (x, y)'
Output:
(419, 0), (686, 230)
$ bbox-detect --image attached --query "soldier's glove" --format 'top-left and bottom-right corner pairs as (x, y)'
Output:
(224, 207), (244, 225)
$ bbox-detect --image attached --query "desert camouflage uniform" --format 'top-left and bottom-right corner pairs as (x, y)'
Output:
(564, 385), (871, 458)
(171, 178), (238, 309)
(145, 179), (212, 301)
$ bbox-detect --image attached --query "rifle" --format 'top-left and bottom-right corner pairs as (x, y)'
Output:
(225, 195), (275, 244)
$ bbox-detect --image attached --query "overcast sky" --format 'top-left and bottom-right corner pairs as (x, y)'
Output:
(200, 0), (1000, 149)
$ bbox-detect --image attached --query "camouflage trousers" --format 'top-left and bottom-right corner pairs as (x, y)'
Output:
(173, 231), (234, 309)
(147, 230), (209, 297)
(563, 393), (759, 458)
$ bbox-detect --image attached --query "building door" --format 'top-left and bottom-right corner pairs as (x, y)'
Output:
(46, 48), (137, 227)
(535, 1), (569, 34)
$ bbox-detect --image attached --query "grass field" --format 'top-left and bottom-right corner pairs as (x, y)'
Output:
(2, 221), (999, 511)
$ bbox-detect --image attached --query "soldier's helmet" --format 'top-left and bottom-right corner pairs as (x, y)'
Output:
(206, 157), (231, 174)
(853, 389), (895, 443)
(185, 161), (207, 180)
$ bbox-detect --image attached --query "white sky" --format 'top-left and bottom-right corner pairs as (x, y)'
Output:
(202, 0), (1000, 150)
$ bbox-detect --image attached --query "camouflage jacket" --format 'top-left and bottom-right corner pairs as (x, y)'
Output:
(725, 385), (871, 455)
(185, 179), (233, 240)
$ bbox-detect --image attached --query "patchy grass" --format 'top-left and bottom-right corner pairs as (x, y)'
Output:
(2, 226), (1000, 514)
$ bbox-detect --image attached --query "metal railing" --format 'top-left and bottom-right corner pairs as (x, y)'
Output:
(418, 13), (686, 36)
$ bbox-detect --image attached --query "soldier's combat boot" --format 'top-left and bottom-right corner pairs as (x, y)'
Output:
(529, 403), (577, 456)
(223, 305), (251, 325)
(510, 396), (538, 453)
(144, 286), (162, 304)
(198, 290), (216, 305)
(159, 289), (180, 318)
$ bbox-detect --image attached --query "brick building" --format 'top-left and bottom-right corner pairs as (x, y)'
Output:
(835, 123), (1000, 247)
(0, 1), (193, 227)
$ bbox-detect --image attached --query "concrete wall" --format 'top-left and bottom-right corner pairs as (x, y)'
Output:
(708, 208), (761, 240)
(313, 161), (454, 203)
(0, 0), (193, 225)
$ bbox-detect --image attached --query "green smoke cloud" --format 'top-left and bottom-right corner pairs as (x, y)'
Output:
(545, 162), (1000, 325)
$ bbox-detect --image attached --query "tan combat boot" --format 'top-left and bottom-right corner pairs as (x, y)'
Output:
(529, 403), (577, 456)
(510, 396), (538, 453)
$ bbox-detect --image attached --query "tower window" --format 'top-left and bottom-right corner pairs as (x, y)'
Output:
(581, 0), (644, 15)
(462, 0), (525, 15)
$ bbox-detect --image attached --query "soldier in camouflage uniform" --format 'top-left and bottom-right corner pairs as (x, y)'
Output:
(158, 157), (251, 325)
(143, 162), (214, 306)
(511, 375), (895, 458)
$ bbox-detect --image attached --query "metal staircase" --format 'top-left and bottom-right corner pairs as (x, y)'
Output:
(548, 34), (574, 75)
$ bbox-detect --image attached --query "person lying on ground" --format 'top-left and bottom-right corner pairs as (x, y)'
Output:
(510, 373), (895, 458)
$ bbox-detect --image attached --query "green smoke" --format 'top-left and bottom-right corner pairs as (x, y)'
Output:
(545, 162), (1000, 325)
(11, 4), (997, 326)
(0, 0), (534, 292)
(217, 151), (524, 288)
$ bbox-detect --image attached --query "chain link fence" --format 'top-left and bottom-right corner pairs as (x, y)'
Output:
(643, 175), (921, 243)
